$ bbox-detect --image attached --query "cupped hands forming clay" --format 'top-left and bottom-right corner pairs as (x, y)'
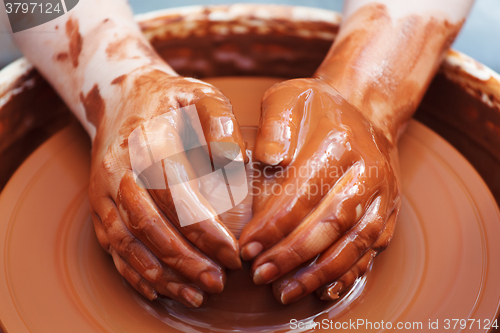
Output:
(9, 0), (473, 310)
(240, 78), (401, 304)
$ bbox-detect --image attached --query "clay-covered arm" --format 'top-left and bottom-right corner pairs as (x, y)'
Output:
(10, 0), (176, 140)
(9, 0), (246, 306)
(315, 0), (474, 144)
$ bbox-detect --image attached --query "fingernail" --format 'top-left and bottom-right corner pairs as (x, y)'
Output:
(320, 282), (342, 301)
(200, 271), (224, 293)
(148, 290), (159, 301)
(253, 262), (279, 285)
(181, 287), (204, 308)
(280, 280), (305, 305)
(241, 242), (263, 261)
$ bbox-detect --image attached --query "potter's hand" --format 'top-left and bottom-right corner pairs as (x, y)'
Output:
(239, 78), (401, 304)
(9, 0), (250, 307)
(89, 71), (245, 307)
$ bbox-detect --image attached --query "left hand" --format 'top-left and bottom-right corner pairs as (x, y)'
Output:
(239, 78), (401, 304)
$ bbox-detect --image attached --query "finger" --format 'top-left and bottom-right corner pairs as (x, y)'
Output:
(254, 81), (305, 166)
(193, 95), (247, 166)
(109, 247), (158, 301)
(250, 163), (282, 215)
(147, 261), (207, 308)
(108, 227), (206, 308)
(95, 198), (166, 286)
(150, 186), (241, 270)
(93, 193), (212, 302)
(371, 203), (399, 253)
(317, 207), (398, 301)
(91, 212), (111, 253)
(111, 245), (206, 308)
(96, 200), (205, 305)
(317, 249), (375, 301)
(134, 116), (241, 269)
(251, 164), (377, 285)
(273, 196), (388, 304)
(149, 150), (241, 270)
(240, 134), (358, 261)
(118, 172), (227, 294)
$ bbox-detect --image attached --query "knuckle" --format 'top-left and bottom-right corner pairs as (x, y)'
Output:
(148, 268), (163, 285)
(326, 220), (343, 242)
(117, 234), (137, 257)
(129, 213), (153, 233)
(286, 246), (306, 266)
(102, 154), (116, 176)
(170, 253), (190, 272)
(313, 267), (329, 286)
(351, 232), (372, 255)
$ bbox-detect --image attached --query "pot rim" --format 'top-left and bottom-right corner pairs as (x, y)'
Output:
(0, 4), (499, 111)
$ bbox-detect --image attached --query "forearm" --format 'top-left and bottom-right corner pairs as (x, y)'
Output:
(10, 0), (176, 140)
(314, 0), (474, 144)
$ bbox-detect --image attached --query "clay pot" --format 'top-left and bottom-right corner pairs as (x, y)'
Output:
(1, 5), (500, 333)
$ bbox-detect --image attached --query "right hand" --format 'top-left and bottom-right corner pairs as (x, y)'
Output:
(240, 78), (401, 304)
(88, 70), (245, 307)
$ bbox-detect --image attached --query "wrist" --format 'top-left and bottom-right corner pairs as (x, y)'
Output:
(314, 73), (399, 145)
(314, 2), (464, 145)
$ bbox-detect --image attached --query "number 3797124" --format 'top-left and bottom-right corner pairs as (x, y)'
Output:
(5, 2), (62, 14)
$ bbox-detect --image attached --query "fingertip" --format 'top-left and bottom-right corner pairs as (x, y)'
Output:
(138, 279), (158, 301)
(180, 286), (205, 308)
(146, 289), (159, 301)
(320, 290), (340, 301)
(254, 140), (285, 166)
(210, 140), (246, 168)
(319, 281), (342, 301)
(277, 280), (305, 305)
(253, 262), (279, 285)
(199, 270), (225, 294)
(241, 241), (263, 261)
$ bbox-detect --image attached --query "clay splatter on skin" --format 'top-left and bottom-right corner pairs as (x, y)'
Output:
(106, 36), (159, 62)
(65, 18), (83, 68)
(118, 115), (145, 149)
(136, 40), (158, 60)
(119, 115), (145, 138)
(80, 84), (105, 128)
(106, 36), (134, 61)
(111, 74), (127, 86)
(55, 52), (69, 62)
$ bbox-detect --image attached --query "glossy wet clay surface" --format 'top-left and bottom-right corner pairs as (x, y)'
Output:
(1, 77), (500, 333)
